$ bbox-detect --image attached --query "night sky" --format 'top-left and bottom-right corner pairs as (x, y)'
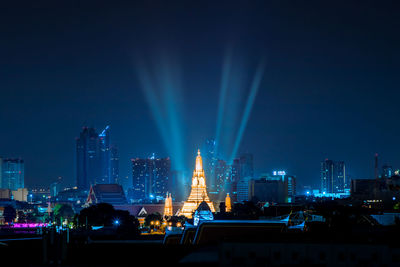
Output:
(1, 1), (399, 189)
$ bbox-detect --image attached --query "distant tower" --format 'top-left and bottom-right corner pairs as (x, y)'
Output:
(179, 150), (215, 218)
(163, 193), (173, 217)
(225, 193), (232, 212)
(131, 156), (171, 201)
(110, 145), (120, 184)
(321, 159), (346, 194)
(1, 158), (24, 190)
(76, 127), (100, 191)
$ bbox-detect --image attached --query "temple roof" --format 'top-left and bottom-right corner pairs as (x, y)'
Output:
(86, 184), (127, 206)
(196, 201), (211, 212)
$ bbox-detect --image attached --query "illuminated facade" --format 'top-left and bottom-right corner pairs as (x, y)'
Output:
(164, 193), (173, 217)
(321, 160), (346, 194)
(179, 150), (215, 218)
(1, 158), (24, 190)
(131, 156), (171, 201)
(225, 193), (232, 212)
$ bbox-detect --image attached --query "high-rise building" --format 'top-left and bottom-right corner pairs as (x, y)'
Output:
(382, 165), (393, 178)
(249, 178), (286, 203)
(99, 126), (111, 184)
(1, 158), (24, 190)
(321, 159), (346, 194)
(239, 153), (254, 179)
(110, 145), (119, 184)
(214, 159), (227, 196)
(76, 127), (101, 190)
(229, 159), (241, 202)
(152, 157), (171, 198)
(131, 156), (171, 201)
(203, 138), (217, 191)
(76, 126), (117, 191)
(254, 172), (296, 203)
(236, 177), (251, 202)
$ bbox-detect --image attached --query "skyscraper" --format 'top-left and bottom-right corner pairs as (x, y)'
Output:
(1, 158), (24, 190)
(152, 157), (171, 198)
(321, 159), (346, 193)
(76, 127), (101, 191)
(110, 145), (119, 184)
(382, 165), (393, 178)
(99, 126), (111, 184)
(131, 156), (171, 201)
(214, 159), (228, 200)
(76, 125), (116, 191)
(203, 138), (217, 191)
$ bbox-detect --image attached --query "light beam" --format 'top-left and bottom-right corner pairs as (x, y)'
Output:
(229, 61), (265, 164)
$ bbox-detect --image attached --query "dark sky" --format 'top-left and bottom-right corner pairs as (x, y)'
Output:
(0, 1), (399, 190)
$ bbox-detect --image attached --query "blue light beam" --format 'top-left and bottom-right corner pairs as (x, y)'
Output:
(229, 61), (265, 164)
(215, 47), (233, 157)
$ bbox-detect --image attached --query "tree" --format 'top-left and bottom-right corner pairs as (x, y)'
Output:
(17, 210), (27, 223)
(144, 212), (162, 228)
(167, 215), (186, 227)
(53, 204), (75, 225)
(77, 203), (140, 237)
(4, 205), (16, 223)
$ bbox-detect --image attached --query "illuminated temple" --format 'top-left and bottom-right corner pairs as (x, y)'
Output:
(179, 149), (215, 218)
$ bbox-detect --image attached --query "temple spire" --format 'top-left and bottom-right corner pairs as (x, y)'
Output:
(179, 149), (215, 218)
(195, 149), (203, 171)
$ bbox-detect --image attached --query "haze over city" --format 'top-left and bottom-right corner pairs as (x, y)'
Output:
(1, 1), (399, 189)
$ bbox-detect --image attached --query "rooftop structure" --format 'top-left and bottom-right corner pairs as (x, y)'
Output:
(85, 184), (127, 206)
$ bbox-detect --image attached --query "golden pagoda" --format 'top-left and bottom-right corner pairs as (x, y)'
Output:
(225, 193), (232, 212)
(179, 149), (215, 218)
(163, 193), (173, 217)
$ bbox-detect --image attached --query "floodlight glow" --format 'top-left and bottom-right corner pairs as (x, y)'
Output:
(114, 219), (120, 226)
(229, 61), (265, 163)
(134, 54), (185, 172)
(215, 48), (233, 156)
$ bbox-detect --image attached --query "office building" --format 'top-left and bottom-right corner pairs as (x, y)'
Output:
(1, 158), (24, 190)
(239, 153), (254, 179)
(203, 138), (217, 191)
(237, 177), (251, 202)
(76, 125), (117, 191)
(99, 126), (111, 184)
(382, 165), (393, 178)
(131, 156), (171, 201)
(250, 171), (297, 203)
(110, 145), (119, 184)
(215, 159), (228, 198)
(76, 127), (101, 190)
(12, 188), (28, 202)
(249, 178), (286, 203)
(321, 159), (346, 194)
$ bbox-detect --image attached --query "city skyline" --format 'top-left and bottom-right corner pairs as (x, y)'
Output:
(0, 1), (399, 189)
